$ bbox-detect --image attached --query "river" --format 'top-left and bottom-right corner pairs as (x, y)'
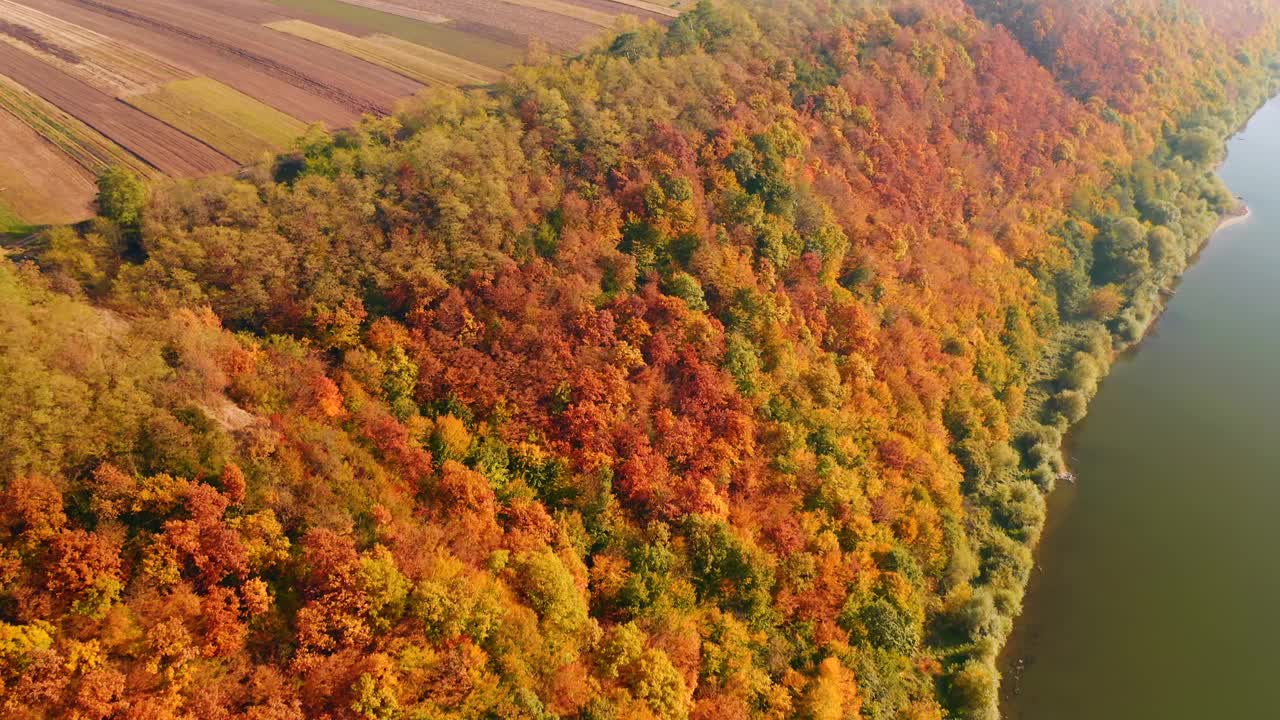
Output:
(999, 95), (1280, 719)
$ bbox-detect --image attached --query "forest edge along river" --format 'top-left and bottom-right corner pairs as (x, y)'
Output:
(999, 95), (1280, 719)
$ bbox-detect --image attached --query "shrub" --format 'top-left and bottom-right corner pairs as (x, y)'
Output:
(1055, 389), (1089, 424)
(947, 659), (999, 720)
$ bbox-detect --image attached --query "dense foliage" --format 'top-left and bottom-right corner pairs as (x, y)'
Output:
(4, 1), (1279, 718)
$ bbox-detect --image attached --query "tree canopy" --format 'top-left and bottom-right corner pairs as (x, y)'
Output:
(3, 1), (1279, 718)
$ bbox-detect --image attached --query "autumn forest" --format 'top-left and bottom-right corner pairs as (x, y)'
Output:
(3, 1), (1279, 718)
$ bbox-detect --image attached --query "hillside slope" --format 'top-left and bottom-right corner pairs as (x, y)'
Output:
(3, 1), (1279, 718)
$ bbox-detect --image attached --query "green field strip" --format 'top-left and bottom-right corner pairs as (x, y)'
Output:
(330, 0), (449, 25)
(366, 35), (507, 85)
(261, 0), (524, 68)
(125, 77), (308, 164)
(266, 20), (505, 87)
(0, 201), (35, 235)
(495, 0), (618, 28)
(0, 74), (157, 179)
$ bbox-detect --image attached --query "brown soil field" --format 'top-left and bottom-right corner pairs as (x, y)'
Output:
(21, 0), (360, 128)
(52, 0), (423, 115)
(0, 43), (237, 176)
(0, 108), (97, 223)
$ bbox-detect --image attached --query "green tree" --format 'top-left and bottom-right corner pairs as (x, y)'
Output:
(95, 167), (146, 227)
(514, 550), (591, 656)
(1093, 217), (1151, 285)
(840, 597), (920, 654)
(1174, 129), (1218, 164)
(357, 545), (410, 632)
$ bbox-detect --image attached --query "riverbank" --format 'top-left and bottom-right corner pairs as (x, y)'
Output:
(996, 87), (1280, 717)
(1218, 202), (1252, 231)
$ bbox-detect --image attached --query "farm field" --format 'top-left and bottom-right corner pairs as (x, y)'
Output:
(16, 0), (363, 128)
(0, 0), (678, 229)
(71, 0), (425, 115)
(353, 0), (672, 50)
(601, 0), (682, 17)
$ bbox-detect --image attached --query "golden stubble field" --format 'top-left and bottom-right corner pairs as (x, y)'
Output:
(0, 0), (684, 231)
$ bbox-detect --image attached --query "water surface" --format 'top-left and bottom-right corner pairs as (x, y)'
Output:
(1000, 96), (1280, 719)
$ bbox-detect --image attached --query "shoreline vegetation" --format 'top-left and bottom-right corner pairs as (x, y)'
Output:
(996, 96), (1271, 707)
(6, 2), (1280, 719)
(1015, 100), (1273, 493)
